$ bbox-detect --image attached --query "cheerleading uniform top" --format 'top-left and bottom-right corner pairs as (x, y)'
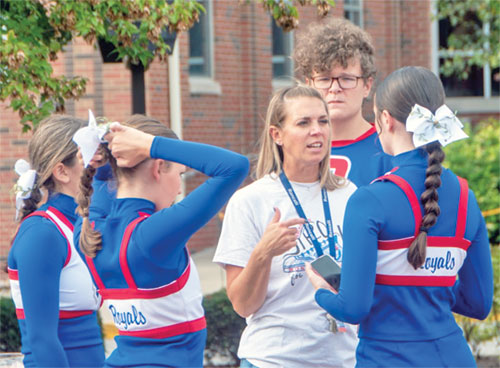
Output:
(75, 136), (249, 367)
(8, 193), (104, 367)
(315, 148), (493, 341)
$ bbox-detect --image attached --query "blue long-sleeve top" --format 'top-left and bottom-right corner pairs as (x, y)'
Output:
(8, 193), (104, 367)
(75, 136), (249, 367)
(315, 148), (493, 341)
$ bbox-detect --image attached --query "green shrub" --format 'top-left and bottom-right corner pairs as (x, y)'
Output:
(445, 118), (500, 358)
(203, 289), (246, 366)
(454, 246), (500, 359)
(0, 297), (21, 352)
(443, 118), (500, 245)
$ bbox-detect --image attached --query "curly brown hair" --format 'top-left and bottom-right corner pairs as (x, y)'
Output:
(293, 17), (376, 80)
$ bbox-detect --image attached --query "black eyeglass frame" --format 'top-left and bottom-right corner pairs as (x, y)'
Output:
(311, 75), (365, 90)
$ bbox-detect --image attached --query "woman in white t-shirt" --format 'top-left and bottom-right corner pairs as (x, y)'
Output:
(213, 85), (358, 368)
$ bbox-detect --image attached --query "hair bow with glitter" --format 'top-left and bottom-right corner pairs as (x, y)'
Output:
(72, 110), (111, 167)
(14, 159), (37, 219)
(406, 104), (468, 148)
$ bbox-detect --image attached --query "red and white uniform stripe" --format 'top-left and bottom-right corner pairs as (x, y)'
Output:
(373, 174), (470, 287)
(8, 207), (101, 319)
(86, 214), (206, 339)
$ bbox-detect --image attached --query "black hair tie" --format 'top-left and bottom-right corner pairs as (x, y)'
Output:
(420, 226), (429, 233)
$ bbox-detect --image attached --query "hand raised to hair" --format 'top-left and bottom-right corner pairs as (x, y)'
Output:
(104, 123), (155, 168)
(305, 262), (337, 293)
(256, 208), (305, 259)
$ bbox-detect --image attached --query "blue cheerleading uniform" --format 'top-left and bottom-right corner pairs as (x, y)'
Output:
(75, 136), (249, 367)
(314, 148), (493, 367)
(8, 193), (105, 368)
(330, 125), (392, 187)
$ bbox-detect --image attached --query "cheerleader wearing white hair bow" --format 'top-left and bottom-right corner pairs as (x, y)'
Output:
(306, 66), (493, 368)
(8, 114), (107, 367)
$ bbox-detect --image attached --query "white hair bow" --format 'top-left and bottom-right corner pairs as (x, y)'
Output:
(406, 104), (468, 148)
(14, 159), (37, 219)
(72, 110), (109, 167)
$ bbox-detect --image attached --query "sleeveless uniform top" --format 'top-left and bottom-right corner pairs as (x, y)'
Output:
(373, 173), (470, 286)
(9, 206), (101, 319)
(85, 213), (206, 339)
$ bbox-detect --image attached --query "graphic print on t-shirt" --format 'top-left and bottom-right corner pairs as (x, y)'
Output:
(330, 155), (352, 178)
(282, 219), (343, 286)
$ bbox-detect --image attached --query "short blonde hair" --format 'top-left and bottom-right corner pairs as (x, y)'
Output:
(255, 85), (344, 191)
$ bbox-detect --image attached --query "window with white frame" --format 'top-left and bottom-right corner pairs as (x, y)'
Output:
(344, 0), (363, 27)
(272, 20), (293, 80)
(189, 0), (213, 77)
(437, 14), (499, 98)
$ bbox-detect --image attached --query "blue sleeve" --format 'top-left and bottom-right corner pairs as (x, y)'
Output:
(135, 136), (249, 264)
(90, 164), (116, 218)
(94, 162), (113, 181)
(314, 187), (382, 324)
(451, 191), (493, 319)
(13, 218), (70, 367)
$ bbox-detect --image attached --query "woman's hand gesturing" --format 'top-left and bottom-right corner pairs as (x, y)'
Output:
(256, 207), (304, 259)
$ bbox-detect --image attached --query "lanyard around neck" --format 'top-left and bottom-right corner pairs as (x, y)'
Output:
(279, 172), (335, 257)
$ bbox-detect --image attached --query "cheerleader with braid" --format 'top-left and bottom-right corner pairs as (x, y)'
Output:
(306, 66), (493, 367)
(8, 115), (105, 367)
(73, 115), (249, 367)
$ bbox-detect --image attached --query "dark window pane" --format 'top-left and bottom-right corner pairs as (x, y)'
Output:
(344, 10), (361, 26)
(189, 21), (204, 58)
(273, 63), (285, 78)
(440, 60), (484, 97)
(189, 2), (209, 76)
(492, 67), (499, 96)
(272, 21), (285, 56)
(272, 20), (292, 79)
(439, 13), (481, 49)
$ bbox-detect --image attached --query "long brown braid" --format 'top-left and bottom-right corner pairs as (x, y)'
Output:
(407, 142), (445, 269)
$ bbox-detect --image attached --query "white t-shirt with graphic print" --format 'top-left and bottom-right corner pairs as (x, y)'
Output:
(213, 173), (358, 368)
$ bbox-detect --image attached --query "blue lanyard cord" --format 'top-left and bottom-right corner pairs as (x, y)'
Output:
(279, 172), (335, 257)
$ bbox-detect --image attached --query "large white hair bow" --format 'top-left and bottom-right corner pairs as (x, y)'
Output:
(72, 110), (109, 167)
(14, 159), (37, 219)
(406, 104), (468, 148)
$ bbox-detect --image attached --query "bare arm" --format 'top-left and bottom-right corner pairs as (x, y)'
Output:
(225, 208), (303, 318)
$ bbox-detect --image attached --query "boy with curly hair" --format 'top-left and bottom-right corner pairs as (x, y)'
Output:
(294, 17), (392, 187)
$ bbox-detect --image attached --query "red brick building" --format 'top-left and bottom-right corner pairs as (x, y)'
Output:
(1, 0), (498, 270)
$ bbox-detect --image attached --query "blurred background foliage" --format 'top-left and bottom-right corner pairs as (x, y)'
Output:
(444, 118), (500, 359)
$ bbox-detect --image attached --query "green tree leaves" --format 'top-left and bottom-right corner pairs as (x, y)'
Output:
(0, 0), (205, 130)
(437, 0), (499, 80)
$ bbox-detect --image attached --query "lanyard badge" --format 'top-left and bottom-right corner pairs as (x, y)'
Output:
(279, 172), (335, 257)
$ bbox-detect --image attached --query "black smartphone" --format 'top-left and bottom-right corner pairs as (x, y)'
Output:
(311, 254), (341, 291)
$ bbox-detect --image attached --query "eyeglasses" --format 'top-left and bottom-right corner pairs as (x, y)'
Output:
(311, 75), (364, 90)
